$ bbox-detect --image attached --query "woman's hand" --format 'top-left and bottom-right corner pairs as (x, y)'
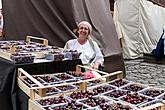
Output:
(93, 62), (100, 70)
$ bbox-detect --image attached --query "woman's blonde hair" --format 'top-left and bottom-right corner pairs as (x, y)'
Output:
(78, 21), (92, 35)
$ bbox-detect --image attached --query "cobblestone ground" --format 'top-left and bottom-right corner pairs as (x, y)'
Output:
(125, 59), (165, 89)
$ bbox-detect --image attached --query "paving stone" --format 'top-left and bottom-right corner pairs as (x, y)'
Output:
(140, 63), (156, 66)
(125, 59), (165, 89)
(138, 80), (149, 85)
(132, 70), (139, 73)
(159, 79), (165, 84)
(148, 80), (158, 84)
(138, 69), (150, 74)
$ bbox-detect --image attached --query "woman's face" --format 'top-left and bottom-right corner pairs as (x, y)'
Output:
(78, 24), (90, 38)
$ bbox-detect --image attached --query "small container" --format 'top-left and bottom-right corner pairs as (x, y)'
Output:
(138, 99), (162, 109)
(45, 52), (64, 61)
(48, 101), (87, 110)
(87, 79), (104, 87)
(35, 95), (70, 108)
(66, 71), (86, 80)
(105, 100), (135, 110)
(120, 82), (147, 92)
(10, 53), (35, 64)
(77, 96), (111, 109)
(36, 87), (61, 96)
(64, 51), (72, 60)
(89, 83), (116, 95)
(102, 89), (131, 99)
(22, 76), (45, 87)
(54, 72), (76, 82)
(68, 90), (95, 100)
(119, 92), (153, 106)
(108, 78), (131, 88)
(38, 75), (62, 85)
(139, 87), (165, 99)
(56, 85), (77, 93)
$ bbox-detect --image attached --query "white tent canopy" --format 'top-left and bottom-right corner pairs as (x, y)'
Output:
(114, 0), (165, 59)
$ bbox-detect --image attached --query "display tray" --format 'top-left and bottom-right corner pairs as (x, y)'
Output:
(108, 78), (131, 88)
(139, 87), (165, 99)
(87, 83), (116, 95)
(120, 82), (147, 92)
(0, 36), (66, 63)
(102, 89), (131, 99)
(77, 96), (111, 109)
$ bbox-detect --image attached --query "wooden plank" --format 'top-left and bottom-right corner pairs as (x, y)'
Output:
(139, 102), (164, 110)
(30, 89), (36, 100)
(116, 71), (123, 79)
(79, 82), (87, 91)
(33, 52), (45, 59)
(17, 78), (31, 96)
(26, 36), (48, 46)
(29, 99), (45, 110)
(18, 68), (44, 87)
(0, 49), (12, 61)
(10, 46), (16, 53)
(38, 89), (46, 97)
(76, 65), (81, 74)
(77, 65), (108, 75)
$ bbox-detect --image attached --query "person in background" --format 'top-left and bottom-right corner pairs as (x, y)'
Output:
(0, 9), (3, 38)
(64, 21), (104, 71)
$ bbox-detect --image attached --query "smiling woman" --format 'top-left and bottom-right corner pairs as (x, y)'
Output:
(64, 21), (104, 70)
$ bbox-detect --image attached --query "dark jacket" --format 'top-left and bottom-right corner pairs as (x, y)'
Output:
(152, 30), (165, 60)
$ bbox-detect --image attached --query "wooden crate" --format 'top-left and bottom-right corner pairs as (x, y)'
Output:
(26, 65), (124, 110)
(17, 65), (123, 98)
(0, 36), (49, 60)
(26, 36), (49, 58)
(25, 66), (165, 110)
(26, 36), (48, 46)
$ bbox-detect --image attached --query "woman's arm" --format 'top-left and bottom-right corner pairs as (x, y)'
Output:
(92, 41), (104, 69)
(64, 42), (69, 50)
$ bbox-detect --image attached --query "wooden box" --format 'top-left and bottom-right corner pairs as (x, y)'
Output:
(18, 65), (165, 110)
(0, 36), (49, 62)
(17, 65), (123, 98)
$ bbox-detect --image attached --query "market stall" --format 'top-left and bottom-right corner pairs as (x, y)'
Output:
(0, 37), (82, 110)
(0, 57), (82, 110)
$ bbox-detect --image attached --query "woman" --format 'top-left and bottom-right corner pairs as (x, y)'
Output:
(64, 21), (104, 70)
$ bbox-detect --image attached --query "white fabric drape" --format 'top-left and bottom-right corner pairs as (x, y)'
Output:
(114, 0), (165, 59)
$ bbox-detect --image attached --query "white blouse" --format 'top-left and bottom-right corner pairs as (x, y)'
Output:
(64, 39), (104, 66)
